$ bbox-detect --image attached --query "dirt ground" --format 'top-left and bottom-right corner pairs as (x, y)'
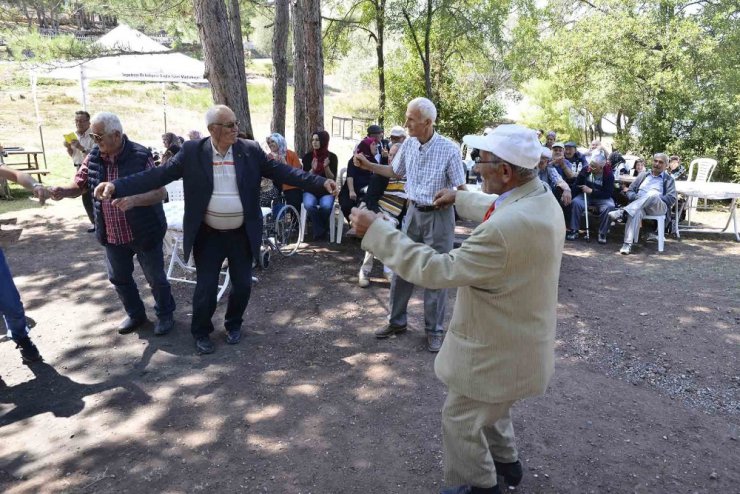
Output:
(1, 199), (738, 494)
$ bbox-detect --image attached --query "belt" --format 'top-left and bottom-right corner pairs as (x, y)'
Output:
(411, 201), (437, 213)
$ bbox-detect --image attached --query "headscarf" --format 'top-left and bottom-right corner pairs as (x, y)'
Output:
(269, 132), (288, 163)
(312, 130), (331, 175)
(607, 151), (624, 176)
(356, 137), (379, 163)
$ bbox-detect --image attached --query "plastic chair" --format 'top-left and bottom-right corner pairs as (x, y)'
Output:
(686, 158), (718, 223)
(162, 180), (231, 301)
(644, 214), (665, 252)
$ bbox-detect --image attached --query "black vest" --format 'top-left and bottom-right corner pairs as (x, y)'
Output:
(87, 137), (166, 250)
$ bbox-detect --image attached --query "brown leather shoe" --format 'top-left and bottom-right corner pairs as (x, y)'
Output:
(374, 323), (407, 339)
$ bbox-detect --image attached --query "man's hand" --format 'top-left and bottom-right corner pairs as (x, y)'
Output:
(48, 186), (66, 201)
(433, 189), (457, 209)
(112, 197), (136, 212)
(95, 182), (116, 200)
(349, 190), (357, 201)
(560, 188), (572, 206)
(323, 179), (339, 196)
(580, 185), (592, 194)
(353, 152), (372, 170)
(63, 140), (72, 149)
(32, 185), (50, 205)
(349, 207), (382, 238)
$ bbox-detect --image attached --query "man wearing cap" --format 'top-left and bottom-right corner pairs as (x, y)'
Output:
(353, 97), (467, 352)
(567, 153), (615, 244)
(389, 125), (407, 146)
(367, 124), (388, 164)
(563, 141), (588, 174)
(351, 124), (564, 494)
(549, 142), (575, 183)
(537, 146), (572, 209)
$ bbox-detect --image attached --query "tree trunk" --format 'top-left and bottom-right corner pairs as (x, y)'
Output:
(376, 0), (386, 126)
(423, 0), (433, 99)
(271, 0), (289, 136)
(291, 0), (308, 156)
(303, 0), (324, 136)
(193, 0), (253, 138)
(226, 0), (253, 136)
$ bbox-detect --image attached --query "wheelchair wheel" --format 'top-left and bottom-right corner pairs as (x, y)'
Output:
(274, 204), (300, 256)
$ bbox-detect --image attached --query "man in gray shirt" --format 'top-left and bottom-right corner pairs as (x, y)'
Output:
(353, 97), (466, 352)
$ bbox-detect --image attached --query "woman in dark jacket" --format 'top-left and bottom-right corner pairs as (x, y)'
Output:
(338, 136), (376, 222)
(301, 130), (338, 241)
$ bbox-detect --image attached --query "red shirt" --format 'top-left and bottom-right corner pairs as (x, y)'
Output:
(75, 150), (155, 245)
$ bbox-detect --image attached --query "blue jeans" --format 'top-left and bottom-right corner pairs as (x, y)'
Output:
(570, 195), (615, 236)
(303, 192), (335, 239)
(0, 248), (29, 340)
(104, 240), (175, 321)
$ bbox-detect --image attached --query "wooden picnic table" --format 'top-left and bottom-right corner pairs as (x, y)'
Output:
(1, 149), (50, 182)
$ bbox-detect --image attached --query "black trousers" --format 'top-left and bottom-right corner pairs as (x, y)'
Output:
(75, 164), (95, 225)
(283, 188), (303, 213)
(191, 225), (253, 339)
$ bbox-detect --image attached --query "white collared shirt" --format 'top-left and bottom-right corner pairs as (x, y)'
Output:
(72, 130), (94, 165)
(205, 142), (244, 230)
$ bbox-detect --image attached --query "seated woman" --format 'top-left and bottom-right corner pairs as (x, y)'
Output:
(357, 143), (406, 287)
(161, 132), (181, 165)
(339, 137), (376, 222)
(301, 130), (338, 241)
(266, 132), (303, 216)
(631, 158), (646, 176)
(567, 153), (615, 244)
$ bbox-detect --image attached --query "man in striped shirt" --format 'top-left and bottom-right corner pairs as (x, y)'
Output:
(353, 97), (466, 352)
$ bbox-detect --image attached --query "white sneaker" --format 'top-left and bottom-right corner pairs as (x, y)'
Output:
(608, 209), (625, 222)
(358, 270), (370, 288)
(619, 243), (632, 255)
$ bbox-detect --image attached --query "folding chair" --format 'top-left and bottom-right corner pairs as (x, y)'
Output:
(162, 180), (231, 301)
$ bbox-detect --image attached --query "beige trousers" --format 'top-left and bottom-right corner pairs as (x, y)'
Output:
(442, 390), (518, 488)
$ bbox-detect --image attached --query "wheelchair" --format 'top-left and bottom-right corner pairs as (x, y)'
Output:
(257, 192), (301, 269)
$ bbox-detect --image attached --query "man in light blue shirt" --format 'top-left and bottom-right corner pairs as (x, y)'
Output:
(608, 153), (677, 254)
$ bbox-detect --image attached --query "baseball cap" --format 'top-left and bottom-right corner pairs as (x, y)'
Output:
(389, 125), (406, 137)
(367, 124), (383, 135)
(462, 124), (542, 169)
(589, 153), (606, 166)
(564, 141), (578, 148)
(552, 142), (564, 149)
(541, 146), (552, 159)
(483, 127), (495, 136)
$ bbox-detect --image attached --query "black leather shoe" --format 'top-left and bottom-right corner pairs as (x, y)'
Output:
(226, 328), (241, 345)
(374, 323), (407, 339)
(441, 485), (500, 494)
(195, 336), (215, 354)
(117, 316), (148, 334)
(494, 459), (523, 487)
(15, 336), (43, 363)
(154, 317), (175, 336)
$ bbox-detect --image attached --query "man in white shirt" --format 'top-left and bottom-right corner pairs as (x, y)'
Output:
(353, 97), (467, 352)
(609, 153), (677, 254)
(64, 110), (95, 232)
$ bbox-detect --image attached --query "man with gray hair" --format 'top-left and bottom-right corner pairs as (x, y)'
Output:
(608, 152), (677, 254)
(353, 96), (467, 352)
(48, 112), (175, 336)
(94, 105), (337, 355)
(350, 124), (564, 493)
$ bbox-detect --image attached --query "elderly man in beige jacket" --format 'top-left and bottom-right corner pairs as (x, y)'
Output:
(350, 125), (565, 494)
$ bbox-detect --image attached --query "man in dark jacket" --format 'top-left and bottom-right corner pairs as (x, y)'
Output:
(567, 154), (615, 244)
(563, 141), (588, 174)
(95, 105), (338, 355)
(50, 112), (175, 336)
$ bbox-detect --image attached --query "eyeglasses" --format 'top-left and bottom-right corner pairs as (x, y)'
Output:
(214, 121), (239, 129)
(90, 133), (106, 142)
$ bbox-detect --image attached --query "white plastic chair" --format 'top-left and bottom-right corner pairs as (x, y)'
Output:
(644, 214), (665, 252)
(685, 158), (718, 223)
(163, 180), (231, 301)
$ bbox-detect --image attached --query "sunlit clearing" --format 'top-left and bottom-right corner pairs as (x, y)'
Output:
(285, 384), (320, 396)
(245, 404), (284, 423)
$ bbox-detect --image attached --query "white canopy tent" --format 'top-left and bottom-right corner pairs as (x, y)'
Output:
(34, 24), (207, 132)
